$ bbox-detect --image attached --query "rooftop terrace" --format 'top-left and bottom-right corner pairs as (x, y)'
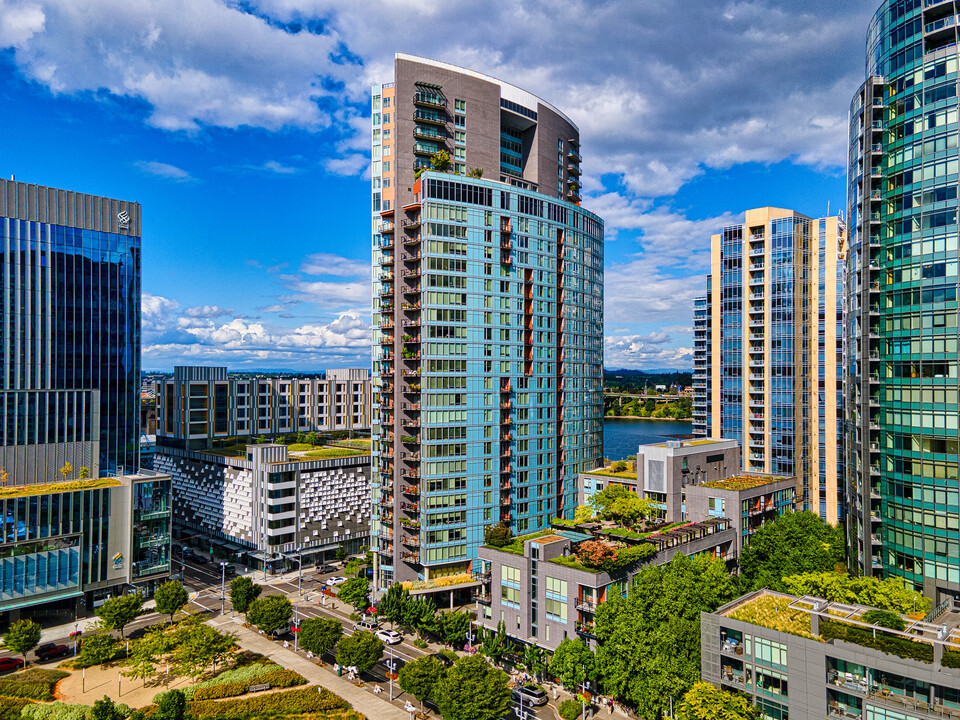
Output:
(700, 474), (790, 491)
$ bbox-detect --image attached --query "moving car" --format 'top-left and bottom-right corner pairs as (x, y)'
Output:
(512, 685), (549, 707)
(325, 576), (347, 586)
(316, 564), (337, 574)
(353, 620), (380, 632)
(0, 657), (23, 673)
(36, 643), (69, 661)
(192, 554), (209, 565)
(376, 629), (402, 645)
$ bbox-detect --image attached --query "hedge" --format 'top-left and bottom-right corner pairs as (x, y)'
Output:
(189, 686), (350, 719)
(943, 649), (960, 668)
(191, 670), (307, 700)
(821, 619), (933, 663)
(0, 669), (69, 701)
(559, 699), (582, 720)
(0, 697), (33, 720)
(182, 661), (284, 699)
(20, 702), (93, 720)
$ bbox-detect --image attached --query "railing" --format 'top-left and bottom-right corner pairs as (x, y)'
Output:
(926, 596), (953, 623)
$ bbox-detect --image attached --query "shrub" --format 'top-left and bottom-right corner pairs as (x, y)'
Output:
(559, 699), (582, 720)
(181, 661), (283, 699)
(862, 609), (907, 631)
(192, 682), (250, 700)
(0, 697), (32, 720)
(0, 668), (68, 701)
(413, 638), (428, 649)
(439, 649), (458, 663)
(820, 619), (933, 663)
(483, 523), (512, 548)
(943, 649), (960, 668)
(188, 686), (350, 719)
(576, 540), (656, 571)
(21, 702), (91, 720)
(348, 613), (360, 622)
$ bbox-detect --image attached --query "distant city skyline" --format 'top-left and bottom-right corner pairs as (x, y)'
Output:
(0, 0), (879, 370)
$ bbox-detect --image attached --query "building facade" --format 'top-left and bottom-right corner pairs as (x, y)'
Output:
(154, 444), (370, 569)
(370, 55), (604, 589)
(692, 295), (711, 436)
(156, 366), (370, 450)
(704, 589), (960, 720)
(696, 208), (846, 524)
(845, 0), (960, 600)
(0, 180), (170, 622)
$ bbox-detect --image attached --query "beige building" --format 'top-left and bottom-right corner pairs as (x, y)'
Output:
(693, 207), (845, 524)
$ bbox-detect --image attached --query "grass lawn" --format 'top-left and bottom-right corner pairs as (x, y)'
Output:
(0, 478), (120, 499)
(300, 447), (367, 459)
(582, 468), (636, 480)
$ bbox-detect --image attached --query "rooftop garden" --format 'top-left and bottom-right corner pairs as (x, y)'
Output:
(552, 539), (656, 573)
(582, 460), (636, 480)
(484, 528), (559, 555)
(0, 477), (121, 499)
(726, 593), (815, 638)
(701, 474), (788, 491)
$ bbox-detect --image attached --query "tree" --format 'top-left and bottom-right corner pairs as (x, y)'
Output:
(782, 572), (929, 614)
(430, 150), (451, 173)
(574, 505), (595, 523)
(676, 682), (758, 720)
(154, 690), (187, 720)
(78, 467), (90, 479)
(305, 431), (319, 446)
(124, 622), (175, 683)
(589, 484), (637, 518)
(77, 628), (120, 667)
(399, 655), (447, 715)
(335, 545), (348, 563)
(466, 168), (483, 179)
(3, 619), (41, 665)
(440, 610), (472, 648)
(173, 622), (235, 677)
(298, 617), (342, 657)
(594, 553), (739, 719)
(377, 583), (410, 628)
(739, 512), (846, 592)
(246, 595), (292, 635)
(154, 581), (189, 624)
(549, 638), (595, 691)
(91, 697), (125, 720)
(404, 597), (438, 638)
(58, 461), (74, 481)
(337, 577), (370, 612)
(436, 654), (511, 720)
(229, 576), (261, 614)
(519, 643), (548, 682)
(97, 593), (143, 639)
(611, 461), (628, 473)
(483, 522), (512, 548)
(479, 620), (509, 665)
(336, 631), (383, 672)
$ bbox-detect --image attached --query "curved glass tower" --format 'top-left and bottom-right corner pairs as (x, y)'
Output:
(847, 0), (960, 599)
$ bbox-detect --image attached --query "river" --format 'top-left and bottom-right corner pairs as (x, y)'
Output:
(603, 417), (694, 460)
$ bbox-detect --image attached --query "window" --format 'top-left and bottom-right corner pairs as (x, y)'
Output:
(501, 565), (521, 608)
(454, 147), (465, 160)
(545, 577), (567, 621)
(455, 115), (465, 128)
(455, 131), (466, 145)
(383, 97), (391, 108)
(455, 99), (466, 113)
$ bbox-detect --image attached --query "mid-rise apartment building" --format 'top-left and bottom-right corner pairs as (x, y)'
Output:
(0, 179), (171, 622)
(694, 208), (845, 524)
(156, 366), (370, 450)
(845, 0), (960, 599)
(370, 55), (604, 590)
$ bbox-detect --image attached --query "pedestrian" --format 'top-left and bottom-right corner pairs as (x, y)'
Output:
(374, 685), (382, 694)
(283, 640), (289, 649)
(335, 662), (341, 677)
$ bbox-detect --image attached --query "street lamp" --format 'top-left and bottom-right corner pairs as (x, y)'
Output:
(386, 643), (397, 701)
(465, 619), (476, 650)
(219, 562), (229, 616)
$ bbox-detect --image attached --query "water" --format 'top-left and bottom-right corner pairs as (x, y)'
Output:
(603, 418), (694, 460)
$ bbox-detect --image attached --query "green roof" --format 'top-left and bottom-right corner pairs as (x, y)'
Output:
(0, 478), (122, 499)
(701, 474), (790, 490)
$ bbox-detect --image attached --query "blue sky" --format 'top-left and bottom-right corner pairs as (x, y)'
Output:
(0, 0), (879, 371)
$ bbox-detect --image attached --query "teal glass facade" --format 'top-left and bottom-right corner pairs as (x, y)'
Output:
(847, 0), (960, 596)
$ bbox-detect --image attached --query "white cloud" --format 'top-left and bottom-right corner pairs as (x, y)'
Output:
(135, 160), (195, 182)
(0, 0), (44, 48)
(299, 253), (369, 278)
(605, 333), (693, 370)
(182, 305), (234, 319)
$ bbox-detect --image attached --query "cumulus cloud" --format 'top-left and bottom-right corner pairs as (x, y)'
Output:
(135, 160), (195, 182)
(182, 305), (234, 319)
(299, 253), (369, 278)
(605, 333), (693, 370)
(0, 0), (44, 48)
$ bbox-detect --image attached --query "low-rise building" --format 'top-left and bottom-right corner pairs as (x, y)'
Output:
(477, 517), (736, 651)
(703, 590), (960, 720)
(155, 443), (370, 570)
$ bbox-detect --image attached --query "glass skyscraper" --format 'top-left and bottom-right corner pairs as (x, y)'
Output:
(370, 55), (604, 589)
(847, 0), (960, 598)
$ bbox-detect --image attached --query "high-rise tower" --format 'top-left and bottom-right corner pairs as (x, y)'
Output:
(370, 55), (604, 589)
(696, 208), (845, 524)
(847, 0), (960, 597)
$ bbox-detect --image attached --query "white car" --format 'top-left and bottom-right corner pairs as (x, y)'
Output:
(325, 576), (348, 586)
(376, 629), (402, 645)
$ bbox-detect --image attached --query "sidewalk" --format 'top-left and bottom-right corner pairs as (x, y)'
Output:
(210, 614), (411, 720)
(32, 599), (161, 645)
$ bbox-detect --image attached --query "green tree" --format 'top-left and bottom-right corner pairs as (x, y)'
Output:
(78, 467), (90, 479)
(574, 505), (595, 523)
(520, 643), (548, 682)
(611, 460), (628, 473)
(589, 484), (636, 519)
(91, 696), (125, 720)
(436, 654), (511, 720)
(337, 577), (370, 612)
(377, 583), (410, 628)
(440, 610), (472, 648)
(739, 512), (845, 592)
(305, 431), (319, 446)
(399, 655), (447, 714)
(154, 690), (187, 720)
(124, 622), (175, 682)
(782, 572), (929, 614)
(336, 631), (383, 672)
(404, 597), (438, 638)
(483, 522), (512, 548)
(77, 629), (120, 668)
(298, 617), (342, 657)
(3, 619), (41, 665)
(335, 545), (348, 563)
(594, 553), (739, 718)
(246, 594), (292, 635)
(154, 581), (189, 624)
(97, 593), (143, 639)
(174, 622), (235, 676)
(479, 620), (509, 665)
(59, 461), (74, 481)
(229, 576), (261, 614)
(676, 682), (758, 720)
(549, 638), (596, 691)
(430, 150), (451, 173)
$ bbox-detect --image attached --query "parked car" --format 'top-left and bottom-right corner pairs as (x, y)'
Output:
(316, 564), (337, 574)
(192, 554), (209, 565)
(353, 620), (380, 632)
(376, 629), (402, 645)
(35, 643), (69, 661)
(0, 657), (23, 673)
(325, 576), (347, 586)
(223, 564), (237, 577)
(427, 652), (454, 668)
(512, 685), (548, 707)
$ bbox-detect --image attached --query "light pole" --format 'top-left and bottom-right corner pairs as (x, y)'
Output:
(465, 619), (476, 650)
(387, 643), (396, 701)
(579, 662), (590, 720)
(219, 562), (228, 616)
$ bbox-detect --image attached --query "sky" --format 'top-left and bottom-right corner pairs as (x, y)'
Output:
(0, 0), (881, 371)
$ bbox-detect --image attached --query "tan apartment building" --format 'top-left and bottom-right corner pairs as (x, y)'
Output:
(692, 207), (845, 524)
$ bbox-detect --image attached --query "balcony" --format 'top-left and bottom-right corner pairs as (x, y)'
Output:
(413, 125), (445, 142)
(379, 254), (394, 267)
(413, 110), (445, 126)
(567, 163), (581, 176)
(414, 142), (441, 157)
(567, 148), (582, 162)
(414, 91), (446, 110)
(402, 218), (422, 232)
